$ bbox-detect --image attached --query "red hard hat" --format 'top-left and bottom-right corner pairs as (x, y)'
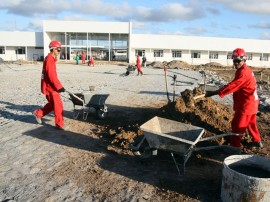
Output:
(231, 48), (247, 60)
(49, 40), (62, 49)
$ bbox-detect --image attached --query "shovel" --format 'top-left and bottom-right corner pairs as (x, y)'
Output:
(164, 66), (171, 103)
(173, 74), (177, 102)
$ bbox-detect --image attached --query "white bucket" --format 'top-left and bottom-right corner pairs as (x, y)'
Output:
(221, 155), (270, 202)
(89, 86), (96, 91)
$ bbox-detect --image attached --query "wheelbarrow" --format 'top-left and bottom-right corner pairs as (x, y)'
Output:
(132, 116), (242, 175)
(125, 65), (136, 76)
(68, 92), (109, 120)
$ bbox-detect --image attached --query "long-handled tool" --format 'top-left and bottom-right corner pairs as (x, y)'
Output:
(173, 74), (177, 102)
(66, 90), (84, 103)
(193, 94), (206, 100)
(164, 66), (171, 103)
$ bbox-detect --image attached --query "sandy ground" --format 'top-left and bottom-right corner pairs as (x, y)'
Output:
(1, 62), (269, 202)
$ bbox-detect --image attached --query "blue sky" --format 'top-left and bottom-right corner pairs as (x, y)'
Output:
(0, 0), (270, 39)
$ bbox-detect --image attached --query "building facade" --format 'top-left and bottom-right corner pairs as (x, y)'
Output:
(0, 20), (269, 67)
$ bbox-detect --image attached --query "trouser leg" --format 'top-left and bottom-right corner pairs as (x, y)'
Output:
(247, 114), (261, 142)
(51, 92), (64, 128)
(35, 95), (53, 118)
(230, 112), (248, 147)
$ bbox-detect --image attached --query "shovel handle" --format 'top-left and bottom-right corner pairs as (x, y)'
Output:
(193, 94), (205, 100)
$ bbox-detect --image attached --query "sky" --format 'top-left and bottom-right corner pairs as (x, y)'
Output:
(0, 0), (270, 40)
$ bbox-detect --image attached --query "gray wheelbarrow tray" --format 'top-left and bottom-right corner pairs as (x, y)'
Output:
(68, 92), (109, 120)
(134, 116), (242, 175)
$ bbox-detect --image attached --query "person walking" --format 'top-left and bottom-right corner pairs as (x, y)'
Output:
(205, 48), (262, 148)
(136, 55), (143, 76)
(142, 55), (147, 68)
(75, 52), (80, 65)
(33, 40), (66, 130)
(88, 56), (95, 67)
(81, 52), (85, 64)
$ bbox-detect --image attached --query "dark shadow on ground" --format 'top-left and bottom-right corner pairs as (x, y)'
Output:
(0, 101), (49, 124)
(23, 124), (108, 154)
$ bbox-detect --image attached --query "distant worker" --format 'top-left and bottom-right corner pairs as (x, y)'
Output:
(81, 52), (85, 64)
(136, 55), (143, 76)
(206, 48), (262, 148)
(142, 55), (147, 68)
(33, 40), (66, 130)
(75, 52), (80, 65)
(88, 56), (95, 67)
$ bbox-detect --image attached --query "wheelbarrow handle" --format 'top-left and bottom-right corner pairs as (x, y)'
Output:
(66, 90), (84, 103)
(198, 133), (244, 142)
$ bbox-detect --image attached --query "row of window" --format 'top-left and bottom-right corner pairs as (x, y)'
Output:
(135, 50), (269, 61)
(0, 47), (26, 55)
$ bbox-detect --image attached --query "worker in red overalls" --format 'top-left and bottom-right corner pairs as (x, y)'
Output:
(88, 56), (95, 67)
(136, 54), (143, 76)
(206, 48), (262, 148)
(81, 52), (85, 64)
(33, 40), (66, 130)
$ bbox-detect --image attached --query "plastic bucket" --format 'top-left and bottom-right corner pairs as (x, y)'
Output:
(221, 155), (270, 202)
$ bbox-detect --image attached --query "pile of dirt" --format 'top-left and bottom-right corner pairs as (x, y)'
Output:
(149, 61), (167, 68)
(158, 87), (233, 141)
(168, 60), (193, 69)
(202, 62), (224, 68)
(149, 60), (193, 70)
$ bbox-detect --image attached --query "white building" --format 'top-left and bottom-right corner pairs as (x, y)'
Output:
(0, 20), (270, 67)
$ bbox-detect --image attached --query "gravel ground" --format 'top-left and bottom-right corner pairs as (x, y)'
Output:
(2, 62), (228, 201)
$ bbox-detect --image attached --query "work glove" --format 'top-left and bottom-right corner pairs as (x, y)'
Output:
(205, 90), (218, 97)
(57, 87), (66, 93)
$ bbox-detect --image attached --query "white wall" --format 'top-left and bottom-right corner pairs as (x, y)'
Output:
(130, 34), (270, 67)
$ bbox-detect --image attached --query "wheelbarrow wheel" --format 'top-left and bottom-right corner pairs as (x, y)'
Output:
(96, 109), (107, 119)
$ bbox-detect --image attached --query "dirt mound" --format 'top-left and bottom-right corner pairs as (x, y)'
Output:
(158, 87), (233, 140)
(149, 61), (167, 68)
(168, 60), (193, 69)
(149, 60), (193, 69)
(202, 62), (224, 68)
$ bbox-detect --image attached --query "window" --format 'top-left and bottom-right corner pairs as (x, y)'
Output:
(35, 47), (43, 49)
(260, 54), (269, 61)
(247, 54), (252, 60)
(154, 50), (163, 57)
(135, 50), (145, 56)
(209, 52), (218, 59)
(0, 47), (5, 54)
(172, 50), (182, 58)
(191, 52), (200, 58)
(16, 47), (25, 55)
(227, 53), (232, 59)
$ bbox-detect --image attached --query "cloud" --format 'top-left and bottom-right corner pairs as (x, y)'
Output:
(250, 21), (270, 29)
(208, 0), (270, 16)
(260, 32), (270, 40)
(23, 20), (43, 31)
(0, 0), (205, 22)
(132, 3), (204, 22)
(184, 26), (208, 36)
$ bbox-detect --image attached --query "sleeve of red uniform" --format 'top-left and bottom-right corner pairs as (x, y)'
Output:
(46, 58), (63, 91)
(218, 70), (247, 98)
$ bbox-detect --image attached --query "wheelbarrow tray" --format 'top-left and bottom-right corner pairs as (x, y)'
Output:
(69, 92), (109, 119)
(140, 116), (204, 155)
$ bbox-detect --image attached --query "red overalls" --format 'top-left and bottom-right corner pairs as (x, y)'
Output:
(136, 56), (142, 73)
(218, 64), (261, 147)
(35, 54), (64, 128)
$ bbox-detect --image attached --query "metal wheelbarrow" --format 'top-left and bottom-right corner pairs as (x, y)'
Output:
(69, 92), (109, 120)
(132, 116), (242, 175)
(125, 65), (136, 76)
